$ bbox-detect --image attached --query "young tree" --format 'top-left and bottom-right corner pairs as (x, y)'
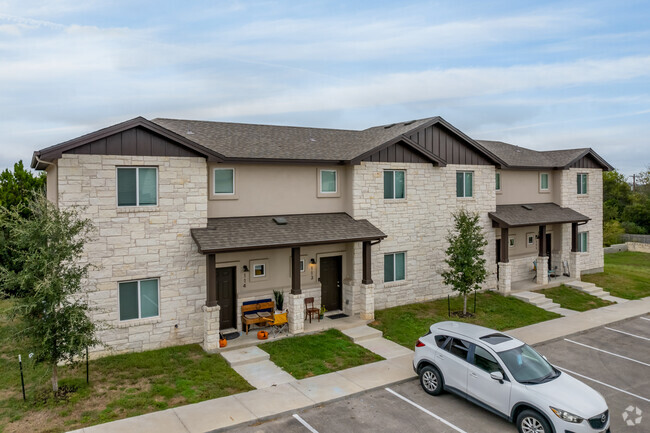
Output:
(441, 209), (488, 315)
(0, 193), (99, 393)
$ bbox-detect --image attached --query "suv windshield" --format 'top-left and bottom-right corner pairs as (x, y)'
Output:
(497, 344), (559, 384)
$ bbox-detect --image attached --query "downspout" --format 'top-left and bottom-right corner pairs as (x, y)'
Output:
(34, 154), (54, 168)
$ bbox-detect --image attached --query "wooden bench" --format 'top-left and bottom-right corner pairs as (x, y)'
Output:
(241, 301), (275, 334)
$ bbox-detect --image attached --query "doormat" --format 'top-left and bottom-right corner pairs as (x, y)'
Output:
(222, 332), (240, 340)
(327, 313), (348, 320)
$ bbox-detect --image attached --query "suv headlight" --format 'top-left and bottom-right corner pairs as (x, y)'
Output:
(550, 407), (584, 423)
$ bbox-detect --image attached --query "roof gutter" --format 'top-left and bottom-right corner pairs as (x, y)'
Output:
(32, 153), (54, 170)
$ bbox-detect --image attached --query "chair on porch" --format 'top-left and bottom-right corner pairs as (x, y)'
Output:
(304, 297), (320, 323)
(271, 311), (288, 338)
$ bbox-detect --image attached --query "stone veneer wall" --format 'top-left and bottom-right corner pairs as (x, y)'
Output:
(559, 168), (604, 274)
(56, 154), (208, 356)
(351, 162), (497, 311)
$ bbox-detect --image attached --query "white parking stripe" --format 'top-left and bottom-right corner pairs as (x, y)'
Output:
(556, 366), (650, 403)
(641, 317), (650, 322)
(385, 387), (468, 433)
(604, 327), (650, 341)
(564, 339), (650, 367)
(293, 414), (320, 433)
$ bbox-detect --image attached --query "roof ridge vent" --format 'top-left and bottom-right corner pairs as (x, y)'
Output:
(383, 123), (396, 129)
(403, 120), (416, 126)
(273, 217), (287, 225)
(522, 205), (533, 210)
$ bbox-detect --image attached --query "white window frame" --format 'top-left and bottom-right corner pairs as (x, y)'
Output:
(384, 252), (406, 283)
(384, 169), (406, 199)
(577, 173), (588, 195)
(495, 172), (501, 192)
(213, 168), (235, 196)
(319, 169), (338, 194)
(116, 167), (158, 207)
(578, 232), (588, 252)
(509, 236), (515, 248)
(539, 172), (549, 191)
(526, 233), (535, 246)
(253, 263), (266, 278)
(118, 278), (160, 321)
(457, 171), (473, 198)
(300, 259), (305, 272)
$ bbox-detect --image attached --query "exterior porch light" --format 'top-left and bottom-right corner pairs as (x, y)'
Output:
(242, 265), (249, 272)
(309, 258), (316, 266)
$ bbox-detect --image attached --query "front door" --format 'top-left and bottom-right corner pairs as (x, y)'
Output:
(545, 233), (552, 269)
(496, 239), (501, 280)
(320, 256), (342, 311)
(216, 266), (236, 329)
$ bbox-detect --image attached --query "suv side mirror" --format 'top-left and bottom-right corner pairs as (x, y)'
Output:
(542, 355), (548, 362)
(490, 371), (504, 383)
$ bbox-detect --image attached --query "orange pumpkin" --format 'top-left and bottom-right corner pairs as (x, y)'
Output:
(219, 338), (227, 348)
(257, 330), (269, 340)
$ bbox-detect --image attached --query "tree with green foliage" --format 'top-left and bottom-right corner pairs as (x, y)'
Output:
(602, 170), (632, 222)
(0, 193), (100, 393)
(441, 209), (488, 315)
(0, 161), (47, 296)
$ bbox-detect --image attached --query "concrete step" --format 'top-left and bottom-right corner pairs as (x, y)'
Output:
(547, 306), (579, 317)
(232, 360), (295, 389)
(511, 291), (546, 303)
(221, 346), (270, 367)
(342, 325), (383, 343)
(603, 295), (628, 304)
(566, 281), (597, 291)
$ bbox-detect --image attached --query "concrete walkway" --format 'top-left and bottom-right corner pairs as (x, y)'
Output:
(70, 298), (650, 433)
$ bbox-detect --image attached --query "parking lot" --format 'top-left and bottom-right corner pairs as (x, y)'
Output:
(222, 315), (649, 433)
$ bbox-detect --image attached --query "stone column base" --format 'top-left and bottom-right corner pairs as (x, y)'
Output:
(537, 256), (549, 285)
(287, 293), (305, 335)
(342, 279), (355, 316)
(570, 252), (581, 280)
(497, 262), (512, 293)
(202, 305), (220, 352)
(360, 283), (375, 320)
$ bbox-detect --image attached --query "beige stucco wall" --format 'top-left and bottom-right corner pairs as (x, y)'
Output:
(207, 163), (352, 217)
(351, 162), (498, 311)
(45, 161), (58, 205)
(496, 170), (561, 205)
(57, 154), (208, 356)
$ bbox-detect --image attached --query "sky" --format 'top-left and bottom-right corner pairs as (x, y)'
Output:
(1, 0), (649, 176)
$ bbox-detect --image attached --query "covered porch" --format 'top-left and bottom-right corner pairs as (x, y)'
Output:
(489, 203), (589, 293)
(191, 213), (386, 351)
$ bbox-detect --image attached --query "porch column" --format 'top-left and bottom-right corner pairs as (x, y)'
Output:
(206, 254), (217, 307)
(537, 225), (549, 284)
(538, 225), (547, 257)
(202, 305), (220, 352)
(500, 227), (509, 263)
(571, 223), (578, 253)
(570, 223), (580, 279)
(360, 241), (375, 320)
(497, 263), (512, 293)
(362, 241), (373, 284)
(287, 247), (305, 335)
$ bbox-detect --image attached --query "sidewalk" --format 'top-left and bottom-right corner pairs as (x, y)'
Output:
(70, 297), (650, 433)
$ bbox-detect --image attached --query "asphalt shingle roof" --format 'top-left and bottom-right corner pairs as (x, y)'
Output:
(191, 213), (386, 253)
(488, 203), (590, 228)
(478, 140), (588, 169)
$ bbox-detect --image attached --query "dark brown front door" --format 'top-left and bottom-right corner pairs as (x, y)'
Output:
(496, 239), (501, 279)
(216, 266), (236, 329)
(320, 256), (342, 311)
(545, 233), (552, 269)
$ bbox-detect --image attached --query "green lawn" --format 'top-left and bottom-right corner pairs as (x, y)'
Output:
(582, 251), (650, 300)
(370, 291), (561, 349)
(0, 299), (253, 433)
(259, 329), (383, 379)
(536, 285), (614, 311)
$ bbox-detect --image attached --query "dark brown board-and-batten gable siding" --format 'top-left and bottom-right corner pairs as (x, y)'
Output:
(568, 153), (604, 169)
(361, 142), (430, 163)
(65, 126), (204, 158)
(408, 124), (492, 165)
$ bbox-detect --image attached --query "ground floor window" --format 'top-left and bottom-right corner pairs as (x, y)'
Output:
(384, 252), (406, 282)
(119, 278), (159, 321)
(578, 232), (588, 252)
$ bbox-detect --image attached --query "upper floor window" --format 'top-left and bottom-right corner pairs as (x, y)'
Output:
(320, 169), (337, 193)
(577, 173), (588, 195)
(456, 171), (473, 197)
(119, 278), (159, 321)
(214, 168), (235, 195)
(495, 172), (501, 192)
(578, 232), (588, 252)
(540, 173), (549, 191)
(117, 167), (157, 207)
(384, 170), (405, 199)
(384, 252), (405, 282)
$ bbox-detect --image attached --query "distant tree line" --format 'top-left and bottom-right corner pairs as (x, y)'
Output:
(603, 166), (650, 246)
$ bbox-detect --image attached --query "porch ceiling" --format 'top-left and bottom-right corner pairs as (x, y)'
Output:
(191, 212), (386, 254)
(489, 203), (590, 228)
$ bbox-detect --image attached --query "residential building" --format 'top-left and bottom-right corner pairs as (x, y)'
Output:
(31, 116), (611, 354)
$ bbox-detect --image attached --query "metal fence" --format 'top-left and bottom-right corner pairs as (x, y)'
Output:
(621, 234), (650, 244)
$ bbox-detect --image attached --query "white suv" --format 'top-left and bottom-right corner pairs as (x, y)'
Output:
(413, 321), (610, 433)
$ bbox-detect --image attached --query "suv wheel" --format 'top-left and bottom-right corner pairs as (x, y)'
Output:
(419, 365), (443, 396)
(517, 409), (551, 433)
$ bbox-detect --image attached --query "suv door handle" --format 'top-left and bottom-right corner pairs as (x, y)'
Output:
(436, 353), (445, 360)
(470, 372), (478, 378)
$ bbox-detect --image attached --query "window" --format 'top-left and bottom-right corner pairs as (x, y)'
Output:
(578, 232), (588, 252)
(473, 346), (502, 374)
(384, 252), (405, 282)
(495, 172), (501, 191)
(446, 338), (470, 360)
(456, 171), (473, 197)
(527, 233), (535, 246)
(577, 173), (588, 195)
(117, 167), (157, 206)
(253, 263), (266, 277)
(300, 259), (305, 272)
(509, 236), (515, 248)
(540, 173), (549, 191)
(384, 170), (405, 199)
(435, 335), (449, 348)
(119, 279), (159, 321)
(214, 168), (234, 195)
(320, 169), (337, 193)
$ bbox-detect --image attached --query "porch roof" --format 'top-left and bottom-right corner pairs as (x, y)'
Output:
(488, 203), (590, 228)
(191, 212), (386, 254)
